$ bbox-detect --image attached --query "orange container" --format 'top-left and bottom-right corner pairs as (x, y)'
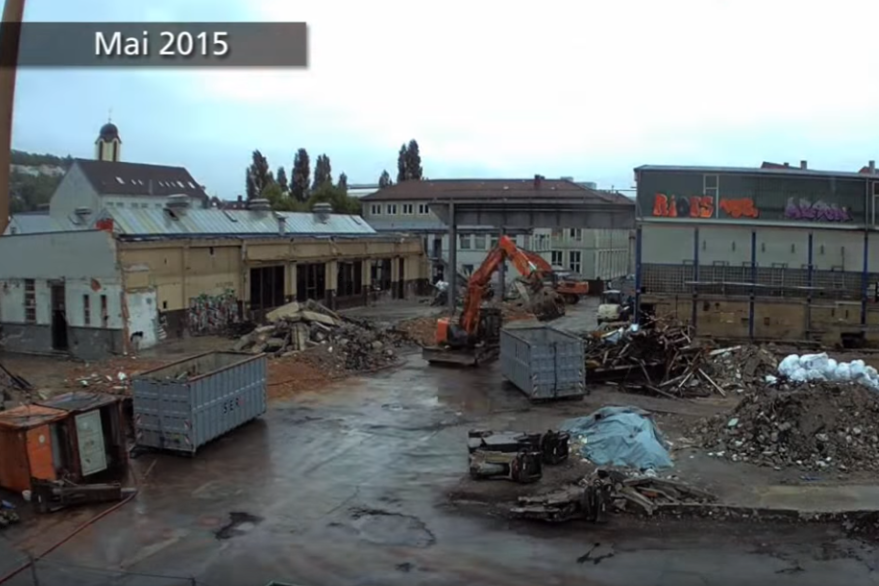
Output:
(0, 405), (66, 493)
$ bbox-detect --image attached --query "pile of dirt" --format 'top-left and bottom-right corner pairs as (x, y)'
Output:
(695, 381), (879, 472)
(393, 316), (437, 347)
(65, 356), (169, 394)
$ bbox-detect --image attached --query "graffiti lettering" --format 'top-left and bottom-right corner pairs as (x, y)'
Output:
(719, 198), (759, 218)
(653, 193), (714, 218)
(187, 289), (240, 335)
(784, 197), (852, 222)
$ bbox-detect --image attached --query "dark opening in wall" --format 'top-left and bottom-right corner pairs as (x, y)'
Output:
(296, 262), (327, 302)
(337, 261), (363, 298)
(249, 265), (285, 311)
(370, 259), (392, 291)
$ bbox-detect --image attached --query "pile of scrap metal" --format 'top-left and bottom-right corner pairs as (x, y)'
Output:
(467, 429), (570, 484)
(511, 469), (716, 523)
(30, 478), (135, 514)
(0, 500), (19, 528)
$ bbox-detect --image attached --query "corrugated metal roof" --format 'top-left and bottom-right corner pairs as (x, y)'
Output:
(635, 164), (870, 180)
(0, 404), (67, 430)
(37, 391), (120, 413)
(4, 213), (77, 235)
(103, 207), (376, 236)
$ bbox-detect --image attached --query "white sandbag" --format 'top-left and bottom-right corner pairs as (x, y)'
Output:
(778, 354), (801, 376)
(835, 363), (852, 381)
(824, 358), (839, 380)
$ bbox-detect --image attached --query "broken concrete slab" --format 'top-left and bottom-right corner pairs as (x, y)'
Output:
(266, 301), (302, 323)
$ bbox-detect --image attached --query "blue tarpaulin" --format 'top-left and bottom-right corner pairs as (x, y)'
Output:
(560, 406), (673, 470)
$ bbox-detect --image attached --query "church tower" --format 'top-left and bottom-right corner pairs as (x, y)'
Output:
(95, 119), (121, 162)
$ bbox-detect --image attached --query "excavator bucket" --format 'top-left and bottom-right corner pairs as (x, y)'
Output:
(529, 288), (566, 321)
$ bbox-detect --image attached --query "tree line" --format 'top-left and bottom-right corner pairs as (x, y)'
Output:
(245, 139), (425, 213)
(245, 148), (358, 214)
(8, 150), (73, 212)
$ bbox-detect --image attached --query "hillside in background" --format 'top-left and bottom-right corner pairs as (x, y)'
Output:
(9, 149), (72, 212)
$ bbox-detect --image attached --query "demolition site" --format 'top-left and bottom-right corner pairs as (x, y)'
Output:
(3, 164), (879, 586)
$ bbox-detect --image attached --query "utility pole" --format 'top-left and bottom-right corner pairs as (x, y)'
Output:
(0, 0), (26, 235)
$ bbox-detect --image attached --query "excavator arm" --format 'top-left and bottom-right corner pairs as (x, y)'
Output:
(458, 235), (546, 336)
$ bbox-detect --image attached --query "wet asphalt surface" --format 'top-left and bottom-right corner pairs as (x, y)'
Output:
(2, 303), (879, 586)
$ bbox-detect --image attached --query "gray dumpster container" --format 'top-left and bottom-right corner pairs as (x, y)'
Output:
(131, 351), (267, 455)
(500, 326), (585, 400)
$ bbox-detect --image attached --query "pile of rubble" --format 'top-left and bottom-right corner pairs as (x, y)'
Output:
(235, 300), (417, 373)
(696, 380), (879, 472)
(583, 322), (779, 399)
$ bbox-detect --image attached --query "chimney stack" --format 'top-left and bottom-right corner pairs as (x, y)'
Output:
(277, 215), (286, 235)
(870, 160), (876, 174)
(148, 179), (154, 195)
(313, 202), (332, 223)
(800, 160), (808, 169)
(534, 174), (542, 189)
(783, 162), (790, 167)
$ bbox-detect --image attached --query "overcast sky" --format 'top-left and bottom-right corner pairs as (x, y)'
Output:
(11, 0), (879, 198)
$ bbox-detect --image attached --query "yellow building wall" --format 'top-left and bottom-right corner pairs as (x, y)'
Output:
(117, 237), (424, 312)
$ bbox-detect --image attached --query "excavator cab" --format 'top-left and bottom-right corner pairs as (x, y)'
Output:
(428, 307), (503, 365)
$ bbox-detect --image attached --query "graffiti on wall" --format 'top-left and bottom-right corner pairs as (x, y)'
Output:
(784, 197), (852, 222)
(652, 193), (714, 218)
(187, 289), (240, 335)
(719, 198), (759, 219)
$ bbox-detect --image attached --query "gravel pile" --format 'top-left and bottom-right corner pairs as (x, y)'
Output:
(695, 381), (879, 472)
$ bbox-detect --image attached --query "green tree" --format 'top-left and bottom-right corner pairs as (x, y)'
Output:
(396, 144), (407, 183)
(292, 148), (310, 203)
(246, 150), (272, 200)
(337, 172), (348, 191)
(312, 154), (332, 189)
(378, 170), (392, 188)
(308, 183), (362, 214)
(276, 166), (289, 193)
(245, 169), (257, 201)
(404, 139), (423, 180)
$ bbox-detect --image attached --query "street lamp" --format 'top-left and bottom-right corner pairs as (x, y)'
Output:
(0, 0), (26, 235)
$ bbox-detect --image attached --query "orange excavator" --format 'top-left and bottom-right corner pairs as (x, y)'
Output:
(422, 235), (566, 366)
(520, 250), (590, 304)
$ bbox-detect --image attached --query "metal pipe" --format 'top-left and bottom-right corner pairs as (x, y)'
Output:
(0, 0), (26, 235)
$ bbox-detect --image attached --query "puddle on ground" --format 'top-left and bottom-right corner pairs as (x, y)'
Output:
(215, 512), (263, 540)
(340, 507), (435, 548)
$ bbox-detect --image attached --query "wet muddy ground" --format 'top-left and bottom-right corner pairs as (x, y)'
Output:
(2, 301), (879, 585)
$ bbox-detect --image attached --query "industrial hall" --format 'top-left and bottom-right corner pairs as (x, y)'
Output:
(0, 123), (426, 359)
(635, 160), (879, 344)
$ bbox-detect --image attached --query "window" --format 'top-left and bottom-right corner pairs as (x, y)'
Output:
(551, 250), (563, 266)
(418, 203), (429, 215)
(370, 204), (381, 215)
(874, 182), (879, 197)
(402, 203), (414, 214)
(569, 228), (582, 242)
(474, 234), (487, 249)
(522, 235), (531, 249)
(568, 251), (581, 273)
(463, 264), (474, 275)
(536, 234), (550, 251)
(703, 174), (719, 202)
(83, 294), (90, 326)
(24, 279), (35, 324)
(490, 236), (499, 249)
(385, 204), (397, 214)
(460, 234), (472, 249)
(100, 294), (109, 328)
